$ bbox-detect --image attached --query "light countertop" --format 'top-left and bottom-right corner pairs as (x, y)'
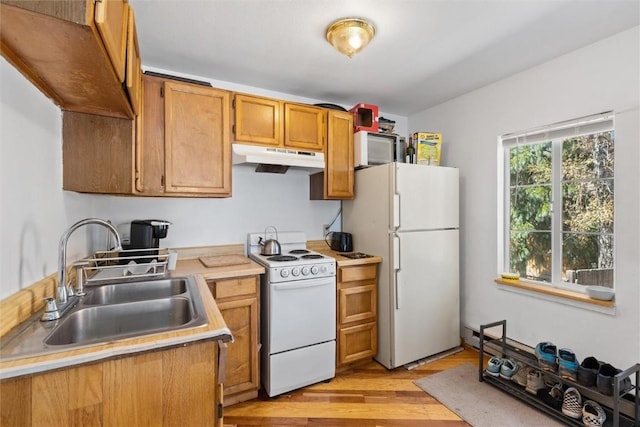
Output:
(0, 245), (264, 380)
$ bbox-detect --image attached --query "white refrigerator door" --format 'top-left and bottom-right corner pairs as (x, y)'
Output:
(393, 163), (459, 231)
(392, 229), (460, 367)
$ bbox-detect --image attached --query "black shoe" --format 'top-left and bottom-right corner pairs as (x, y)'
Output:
(577, 356), (600, 387)
(597, 363), (632, 396)
(537, 383), (563, 411)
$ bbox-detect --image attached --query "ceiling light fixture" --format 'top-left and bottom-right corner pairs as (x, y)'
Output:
(325, 17), (375, 58)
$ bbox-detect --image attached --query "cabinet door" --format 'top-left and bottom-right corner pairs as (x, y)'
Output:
(125, 5), (142, 116)
(324, 110), (354, 199)
(217, 297), (259, 401)
(163, 81), (232, 195)
(339, 284), (377, 324)
(137, 75), (165, 195)
(284, 103), (325, 151)
(234, 94), (281, 146)
(63, 111), (135, 194)
(94, 0), (129, 82)
(338, 322), (377, 366)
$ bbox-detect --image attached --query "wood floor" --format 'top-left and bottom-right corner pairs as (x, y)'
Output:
(224, 348), (478, 426)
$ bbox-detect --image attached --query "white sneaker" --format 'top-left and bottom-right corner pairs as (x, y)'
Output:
(525, 369), (545, 395)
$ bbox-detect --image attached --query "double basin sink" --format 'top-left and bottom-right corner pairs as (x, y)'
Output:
(1, 276), (208, 360)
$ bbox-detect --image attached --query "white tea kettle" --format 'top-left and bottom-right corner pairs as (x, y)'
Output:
(259, 226), (281, 256)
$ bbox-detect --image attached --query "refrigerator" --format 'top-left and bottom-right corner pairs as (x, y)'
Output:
(342, 162), (459, 369)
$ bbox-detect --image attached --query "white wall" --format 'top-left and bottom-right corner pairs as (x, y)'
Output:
(409, 27), (640, 367)
(0, 58), (95, 299)
(0, 61), (407, 300)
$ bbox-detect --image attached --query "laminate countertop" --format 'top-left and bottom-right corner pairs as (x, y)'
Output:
(0, 246), (264, 380)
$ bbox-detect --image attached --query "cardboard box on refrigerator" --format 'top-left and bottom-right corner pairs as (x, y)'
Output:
(413, 132), (442, 165)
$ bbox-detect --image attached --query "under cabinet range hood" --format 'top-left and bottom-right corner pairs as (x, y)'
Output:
(232, 144), (325, 172)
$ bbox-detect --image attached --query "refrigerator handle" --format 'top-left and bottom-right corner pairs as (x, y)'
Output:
(393, 234), (400, 309)
(393, 193), (400, 229)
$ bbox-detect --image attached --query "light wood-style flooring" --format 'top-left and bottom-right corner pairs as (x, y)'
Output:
(224, 348), (478, 426)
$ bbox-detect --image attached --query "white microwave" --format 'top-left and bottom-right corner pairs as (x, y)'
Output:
(354, 131), (404, 167)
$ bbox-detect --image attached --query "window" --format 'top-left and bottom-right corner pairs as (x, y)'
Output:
(500, 112), (614, 290)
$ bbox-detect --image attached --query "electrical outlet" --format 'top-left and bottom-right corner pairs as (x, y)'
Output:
(323, 224), (330, 236)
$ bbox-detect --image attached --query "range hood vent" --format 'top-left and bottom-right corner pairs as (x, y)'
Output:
(232, 144), (325, 172)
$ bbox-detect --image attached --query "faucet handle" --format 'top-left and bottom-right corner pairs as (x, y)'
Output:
(41, 298), (61, 322)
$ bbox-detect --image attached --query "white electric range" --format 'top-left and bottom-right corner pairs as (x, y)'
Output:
(247, 231), (336, 397)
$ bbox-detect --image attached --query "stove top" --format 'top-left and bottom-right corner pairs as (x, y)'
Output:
(338, 252), (373, 259)
(250, 248), (331, 267)
(247, 231), (336, 282)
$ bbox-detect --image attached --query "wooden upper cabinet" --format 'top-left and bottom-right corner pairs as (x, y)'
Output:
(63, 74), (233, 198)
(95, 0), (129, 83)
(309, 109), (354, 200)
(163, 81), (232, 195)
(284, 103), (325, 151)
(233, 93), (326, 152)
(125, 5), (142, 116)
(234, 94), (281, 146)
(0, 0), (135, 118)
(325, 110), (354, 199)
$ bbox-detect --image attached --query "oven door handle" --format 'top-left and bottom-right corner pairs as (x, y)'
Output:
(273, 280), (331, 290)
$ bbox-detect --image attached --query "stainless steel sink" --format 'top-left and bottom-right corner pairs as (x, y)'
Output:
(45, 297), (194, 346)
(82, 278), (187, 305)
(0, 275), (209, 360)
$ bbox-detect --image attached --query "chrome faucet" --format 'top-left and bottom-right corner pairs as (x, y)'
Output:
(57, 218), (123, 306)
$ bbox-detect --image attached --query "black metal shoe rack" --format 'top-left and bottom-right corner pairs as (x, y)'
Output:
(478, 320), (639, 427)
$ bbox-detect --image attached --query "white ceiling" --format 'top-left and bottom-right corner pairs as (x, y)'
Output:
(129, 0), (639, 116)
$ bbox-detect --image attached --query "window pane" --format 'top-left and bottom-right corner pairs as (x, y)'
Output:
(563, 233), (614, 287)
(562, 131), (614, 181)
(510, 185), (551, 230)
(563, 179), (614, 233)
(509, 142), (551, 185)
(509, 231), (551, 282)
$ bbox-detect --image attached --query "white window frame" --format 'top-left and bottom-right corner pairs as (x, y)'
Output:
(497, 112), (615, 292)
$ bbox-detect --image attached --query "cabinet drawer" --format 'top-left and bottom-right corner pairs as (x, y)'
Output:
(339, 284), (376, 324)
(339, 264), (377, 283)
(338, 322), (377, 365)
(209, 277), (257, 300)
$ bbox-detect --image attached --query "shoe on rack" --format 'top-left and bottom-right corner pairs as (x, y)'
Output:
(511, 362), (528, 387)
(499, 358), (519, 380)
(525, 369), (545, 395)
(597, 363), (633, 396)
(562, 387), (582, 419)
(582, 400), (606, 427)
(486, 356), (503, 377)
(537, 383), (563, 411)
(535, 342), (558, 372)
(558, 348), (579, 381)
(577, 356), (601, 387)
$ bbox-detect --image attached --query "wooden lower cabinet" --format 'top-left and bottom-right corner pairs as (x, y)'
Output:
(207, 276), (260, 406)
(0, 341), (224, 427)
(336, 263), (379, 370)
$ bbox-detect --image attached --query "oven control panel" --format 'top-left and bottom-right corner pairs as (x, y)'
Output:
(269, 261), (336, 283)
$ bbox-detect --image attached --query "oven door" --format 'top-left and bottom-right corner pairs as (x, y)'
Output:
(269, 276), (336, 354)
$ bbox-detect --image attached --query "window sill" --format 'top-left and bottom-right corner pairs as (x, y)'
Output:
(494, 278), (615, 308)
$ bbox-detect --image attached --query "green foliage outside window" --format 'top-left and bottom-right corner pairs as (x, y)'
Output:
(508, 131), (614, 286)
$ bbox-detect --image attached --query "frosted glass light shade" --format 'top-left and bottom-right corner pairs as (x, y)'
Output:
(326, 18), (375, 58)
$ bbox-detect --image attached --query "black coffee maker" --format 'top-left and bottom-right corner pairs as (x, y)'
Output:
(122, 220), (171, 261)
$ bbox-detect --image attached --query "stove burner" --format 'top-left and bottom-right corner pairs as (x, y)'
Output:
(301, 254), (324, 260)
(339, 252), (373, 259)
(289, 249), (310, 255)
(267, 255), (298, 262)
